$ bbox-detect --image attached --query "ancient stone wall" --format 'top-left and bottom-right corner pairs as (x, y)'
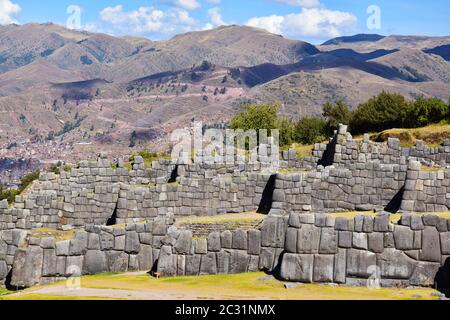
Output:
(279, 212), (450, 287)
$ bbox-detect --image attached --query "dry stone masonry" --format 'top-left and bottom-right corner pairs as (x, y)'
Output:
(1, 125), (450, 290)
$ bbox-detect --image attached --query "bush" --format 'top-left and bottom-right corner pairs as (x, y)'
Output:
(350, 91), (409, 133)
(19, 171), (40, 192)
(229, 103), (280, 134)
(278, 118), (296, 147)
(295, 117), (326, 145)
(405, 97), (449, 127)
(322, 100), (352, 134)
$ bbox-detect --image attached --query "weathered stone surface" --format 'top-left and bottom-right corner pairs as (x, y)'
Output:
(377, 249), (415, 279)
(87, 233), (100, 250)
(338, 231), (352, 248)
(334, 249), (346, 284)
(259, 247), (275, 271)
(42, 249), (57, 276)
(0, 260), (7, 279)
(373, 214), (390, 232)
(230, 250), (249, 274)
(232, 229), (248, 250)
(200, 252), (217, 275)
(410, 261), (441, 286)
(107, 251), (129, 272)
(185, 254), (201, 276)
(297, 224), (320, 253)
(177, 255), (186, 276)
(319, 228), (337, 254)
(114, 235), (125, 251)
(280, 254), (313, 283)
(420, 227), (441, 262)
(207, 232), (221, 252)
(285, 227), (297, 253)
(65, 256), (84, 277)
(346, 249), (376, 278)
(352, 233), (368, 250)
(393, 225), (414, 250)
(313, 255), (334, 282)
(410, 215), (425, 230)
(248, 230), (261, 255)
(69, 238), (87, 255)
(125, 231), (141, 254)
(83, 250), (107, 275)
(261, 216), (287, 248)
(56, 240), (70, 256)
(217, 250), (231, 274)
(368, 232), (384, 253)
(100, 232), (114, 250)
(195, 238), (208, 254)
(157, 246), (177, 276)
(335, 217), (354, 231)
(137, 244), (153, 270)
(153, 218), (167, 236)
(174, 230), (192, 254)
(11, 247), (43, 288)
(440, 232), (450, 255)
(220, 231), (232, 249)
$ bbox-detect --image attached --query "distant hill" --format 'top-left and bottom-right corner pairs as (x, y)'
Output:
(0, 23), (449, 162)
(322, 34), (385, 46)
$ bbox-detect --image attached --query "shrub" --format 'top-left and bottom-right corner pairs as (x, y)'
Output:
(229, 103), (280, 134)
(350, 91), (409, 133)
(278, 118), (296, 147)
(295, 117), (326, 145)
(322, 100), (352, 134)
(405, 97), (449, 127)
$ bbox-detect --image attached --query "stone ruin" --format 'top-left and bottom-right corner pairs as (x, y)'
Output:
(1, 125), (450, 292)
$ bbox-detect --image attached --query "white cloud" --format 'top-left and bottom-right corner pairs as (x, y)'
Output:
(96, 5), (197, 37)
(0, 0), (20, 25)
(273, 0), (321, 8)
(160, 0), (201, 10)
(246, 7), (357, 39)
(208, 7), (225, 26)
(207, 0), (221, 4)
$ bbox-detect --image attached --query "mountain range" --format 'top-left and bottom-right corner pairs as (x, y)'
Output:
(0, 23), (449, 162)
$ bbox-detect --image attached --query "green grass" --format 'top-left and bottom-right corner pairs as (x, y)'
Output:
(330, 211), (402, 224)
(175, 212), (265, 225)
(0, 294), (119, 300)
(2, 272), (440, 300)
(30, 228), (78, 242)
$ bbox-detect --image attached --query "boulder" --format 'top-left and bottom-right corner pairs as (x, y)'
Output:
(217, 250), (231, 274)
(346, 249), (376, 278)
(232, 229), (248, 250)
(297, 224), (320, 253)
(280, 253), (313, 283)
(11, 246), (43, 288)
(137, 244), (153, 270)
(230, 250), (249, 274)
(393, 225), (414, 250)
(157, 246), (177, 276)
(83, 250), (108, 275)
(207, 232), (221, 252)
(285, 228), (298, 253)
(220, 230), (232, 248)
(107, 251), (129, 272)
(313, 255), (334, 282)
(174, 230), (192, 254)
(199, 252), (217, 275)
(247, 230), (261, 255)
(125, 231), (141, 254)
(420, 227), (441, 262)
(377, 248), (416, 279)
(319, 228), (337, 254)
(185, 255), (201, 276)
(42, 249), (57, 276)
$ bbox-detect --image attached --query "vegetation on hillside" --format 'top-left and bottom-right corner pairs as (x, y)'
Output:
(229, 93), (450, 148)
(0, 171), (40, 204)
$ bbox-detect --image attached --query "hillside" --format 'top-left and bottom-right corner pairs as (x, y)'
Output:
(0, 23), (449, 165)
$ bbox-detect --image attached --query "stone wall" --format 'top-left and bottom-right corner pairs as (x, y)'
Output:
(279, 212), (450, 287)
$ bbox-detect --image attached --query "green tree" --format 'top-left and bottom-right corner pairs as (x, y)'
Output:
(350, 91), (409, 133)
(405, 97), (449, 127)
(294, 117), (326, 144)
(278, 118), (296, 147)
(322, 100), (352, 134)
(229, 103), (280, 134)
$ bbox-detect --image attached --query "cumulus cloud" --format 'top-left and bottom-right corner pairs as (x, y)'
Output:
(0, 0), (21, 25)
(246, 7), (357, 39)
(94, 5), (197, 37)
(158, 0), (201, 10)
(208, 7), (225, 26)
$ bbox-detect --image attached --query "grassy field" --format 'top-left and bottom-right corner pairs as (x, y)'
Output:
(0, 272), (440, 300)
(371, 123), (450, 147)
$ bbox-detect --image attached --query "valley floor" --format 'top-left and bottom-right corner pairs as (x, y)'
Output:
(0, 272), (441, 300)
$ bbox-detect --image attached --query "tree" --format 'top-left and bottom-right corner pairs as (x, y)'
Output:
(405, 97), (449, 127)
(278, 118), (296, 147)
(322, 100), (352, 134)
(229, 103), (280, 134)
(350, 91), (409, 133)
(295, 117), (326, 144)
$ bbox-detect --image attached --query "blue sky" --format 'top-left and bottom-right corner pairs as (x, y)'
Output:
(1, 0), (449, 43)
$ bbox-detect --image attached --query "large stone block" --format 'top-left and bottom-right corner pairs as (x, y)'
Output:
(440, 232), (450, 255)
(313, 255), (334, 282)
(259, 247), (275, 271)
(261, 216), (287, 248)
(174, 230), (192, 254)
(419, 227), (441, 262)
(107, 251), (129, 272)
(248, 230), (261, 255)
(230, 250), (249, 274)
(195, 238), (208, 254)
(207, 232), (221, 252)
(280, 253), (313, 283)
(373, 214), (390, 232)
(393, 225), (414, 250)
(319, 228), (337, 254)
(56, 240), (70, 256)
(352, 233), (368, 250)
(346, 249), (376, 278)
(220, 231), (232, 249)
(11, 246), (43, 288)
(297, 224), (320, 253)
(83, 250), (108, 275)
(185, 255), (201, 276)
(377, 249), (416, 279)
(157, 245), (177, 276)
(200, 252), (217, 275)
(65, 256), (84, 277)
(137, 244), (153, 270)
(410, 261), (441, 286)
(69, 238), (87, 255)
(334, 249), (346, 284)
(0, 260), (7, 280)
(42, 249), (57, 276)
(87, 233), (100, 250)
(100, 232), (114, 250)
(125, 231), (141, 254)
(285, 227), (297, 253)
(338, 231), (352, 248)
(217, 250), (231, 274)
(368, 232), (384, 253)
(232, 229), (248, 250)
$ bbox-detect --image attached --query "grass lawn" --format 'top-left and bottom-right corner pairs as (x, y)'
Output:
(1, 272), (440, 300)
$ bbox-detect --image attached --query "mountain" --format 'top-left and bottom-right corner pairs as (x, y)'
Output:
(0, 23), (449, 164)
(322, 34), (385, 46)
